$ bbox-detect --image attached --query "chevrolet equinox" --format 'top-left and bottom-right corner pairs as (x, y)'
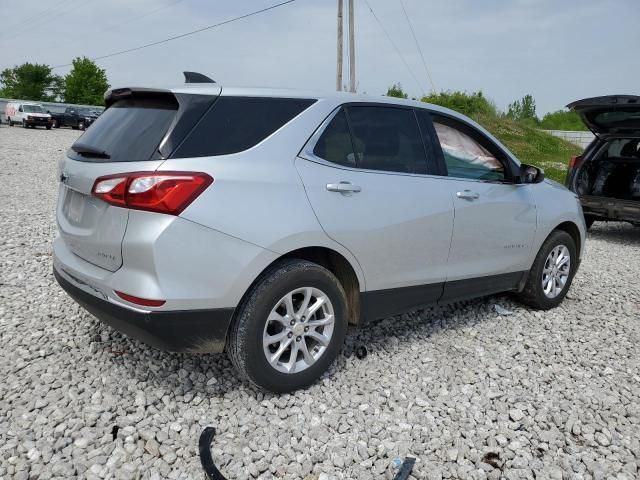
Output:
(54, 73), (586, 392)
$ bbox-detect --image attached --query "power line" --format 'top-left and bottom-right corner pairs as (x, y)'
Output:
(102, 0), (189, 32)
(51, 0), (298, 69)
(3, 0), (72, 29)
(0, 0), (76, 40)
(399, 0), (436, 93)
(362, 0), (426, 97)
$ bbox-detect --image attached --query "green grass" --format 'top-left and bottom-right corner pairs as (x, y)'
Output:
(415, 90), (583, 183)
(469, 113), (582, 183)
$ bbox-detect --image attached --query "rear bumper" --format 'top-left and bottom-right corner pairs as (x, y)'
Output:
(581, 195), (640, 223)
(54, 266), (234, 353)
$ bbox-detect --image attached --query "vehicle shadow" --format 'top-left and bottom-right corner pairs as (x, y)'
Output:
(86, 294), (513, 399)
(588, 222), (640, 246)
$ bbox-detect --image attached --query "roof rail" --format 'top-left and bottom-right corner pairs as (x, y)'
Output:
(183, 71), (216, 84)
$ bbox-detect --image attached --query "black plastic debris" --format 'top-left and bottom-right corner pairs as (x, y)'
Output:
(393, 456), (416, 480)
(355, 345), (368, 360)
(481, 451), (501, 469)
(111, 425), (119, 441)
(199, 427), (227, 480)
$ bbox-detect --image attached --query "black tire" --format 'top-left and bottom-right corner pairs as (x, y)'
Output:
(517, 230), (577, 310)
(46, 125), (52, 130)
(79, 121), (85, 131)
(584, 215), (595, 230)
(52, 119), (58, 128)
(22, 120), (28, 128)
(8, 117), (13, 126)
(227, 259), (348, 393)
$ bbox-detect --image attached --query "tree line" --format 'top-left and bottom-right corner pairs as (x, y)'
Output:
(385, 83), (587, 131)
(0, 57), (109, 106)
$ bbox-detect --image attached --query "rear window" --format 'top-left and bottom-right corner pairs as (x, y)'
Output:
(172, 96), (316, 158)
(69, 97), (178, 163)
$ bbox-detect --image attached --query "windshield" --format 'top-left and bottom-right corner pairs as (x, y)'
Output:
(23, 105), (44, 113)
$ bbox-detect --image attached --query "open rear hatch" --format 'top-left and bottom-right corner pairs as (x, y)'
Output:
(567, 95), (640, 137)
(57, 86), (220, 271)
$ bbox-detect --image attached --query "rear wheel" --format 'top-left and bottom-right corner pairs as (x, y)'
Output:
(228, 259), (348, 393)
(517, 230), (577, 310)
(22, 120), (27, 128)
(78, 121), (85, 131)
(46, 125), (52, 130)
(8, 117), (13, 126)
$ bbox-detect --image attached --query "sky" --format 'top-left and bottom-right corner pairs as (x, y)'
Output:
(1, 0), (639, 114)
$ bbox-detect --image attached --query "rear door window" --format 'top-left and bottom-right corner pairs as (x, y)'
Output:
(345, 106), (428, 174)
(173, 97), (316, 158)
(312, 109), (356, 167)
(69, 97), (178, 163)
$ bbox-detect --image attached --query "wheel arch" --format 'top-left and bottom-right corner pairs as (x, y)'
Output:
(553, 221), (582, 257)
(237, 246), (363, 326)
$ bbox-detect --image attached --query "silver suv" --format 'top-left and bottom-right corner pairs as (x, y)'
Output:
(54, 74), (586, 392)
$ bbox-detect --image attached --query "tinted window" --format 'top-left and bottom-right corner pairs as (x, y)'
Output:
(346, 106), (427, 174)
(173, 97), (316, 158)
(313, 110), (356, 167)
(69, 97), (178, 163)
(433, 119), (505, 181)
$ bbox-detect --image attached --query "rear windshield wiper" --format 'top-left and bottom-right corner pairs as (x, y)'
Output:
(71, 143), (111, 159)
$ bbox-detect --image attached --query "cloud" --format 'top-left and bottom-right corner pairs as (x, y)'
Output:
(1, 0), (638, 114)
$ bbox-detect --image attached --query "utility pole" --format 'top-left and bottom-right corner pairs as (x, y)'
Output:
(336, 0), (344, 91)
(347, 0), (356, 93)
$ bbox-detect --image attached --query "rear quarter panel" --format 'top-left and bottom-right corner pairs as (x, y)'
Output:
(158, 98), (367, 290)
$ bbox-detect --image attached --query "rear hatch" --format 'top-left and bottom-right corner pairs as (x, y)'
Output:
(57, 87), (219, 271)
(567, 95), (640, 137)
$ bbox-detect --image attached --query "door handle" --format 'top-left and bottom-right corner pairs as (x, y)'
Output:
(326, 182), (362, 194)
(456, 190), (480, 200)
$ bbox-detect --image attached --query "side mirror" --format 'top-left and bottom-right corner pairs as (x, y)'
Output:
(519, 164), (545, 184)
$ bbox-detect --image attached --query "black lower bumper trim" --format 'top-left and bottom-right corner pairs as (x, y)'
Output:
(54, 267), (234, 353)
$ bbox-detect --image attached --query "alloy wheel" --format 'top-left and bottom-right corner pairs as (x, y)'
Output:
(541, 245), (571, 299)
(262, 287), (335, 374)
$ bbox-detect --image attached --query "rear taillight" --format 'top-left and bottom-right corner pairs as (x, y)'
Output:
(568, 155), (582, 169)
(92, 172), (213, 215)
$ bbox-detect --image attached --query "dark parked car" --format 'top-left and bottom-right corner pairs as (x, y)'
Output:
(565, 95), (640, 228)
(49, 107), (100, 130)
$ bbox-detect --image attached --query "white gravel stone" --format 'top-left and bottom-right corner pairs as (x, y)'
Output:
(1, 126), (640, 478)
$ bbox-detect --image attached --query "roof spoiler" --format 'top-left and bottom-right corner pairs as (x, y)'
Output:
(103, 87), (175, 108)
(183, 71), (216, 84)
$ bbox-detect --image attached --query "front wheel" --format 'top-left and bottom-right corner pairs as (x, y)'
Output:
(8, 117), (13, 126)
(517, 230), (577, 310)
(227, 259), (348, 393)
(78, 121), (85, 131)
(22, 120), (28, 128)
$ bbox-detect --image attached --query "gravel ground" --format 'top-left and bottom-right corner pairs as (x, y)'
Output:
(1, 125), (639, 480)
